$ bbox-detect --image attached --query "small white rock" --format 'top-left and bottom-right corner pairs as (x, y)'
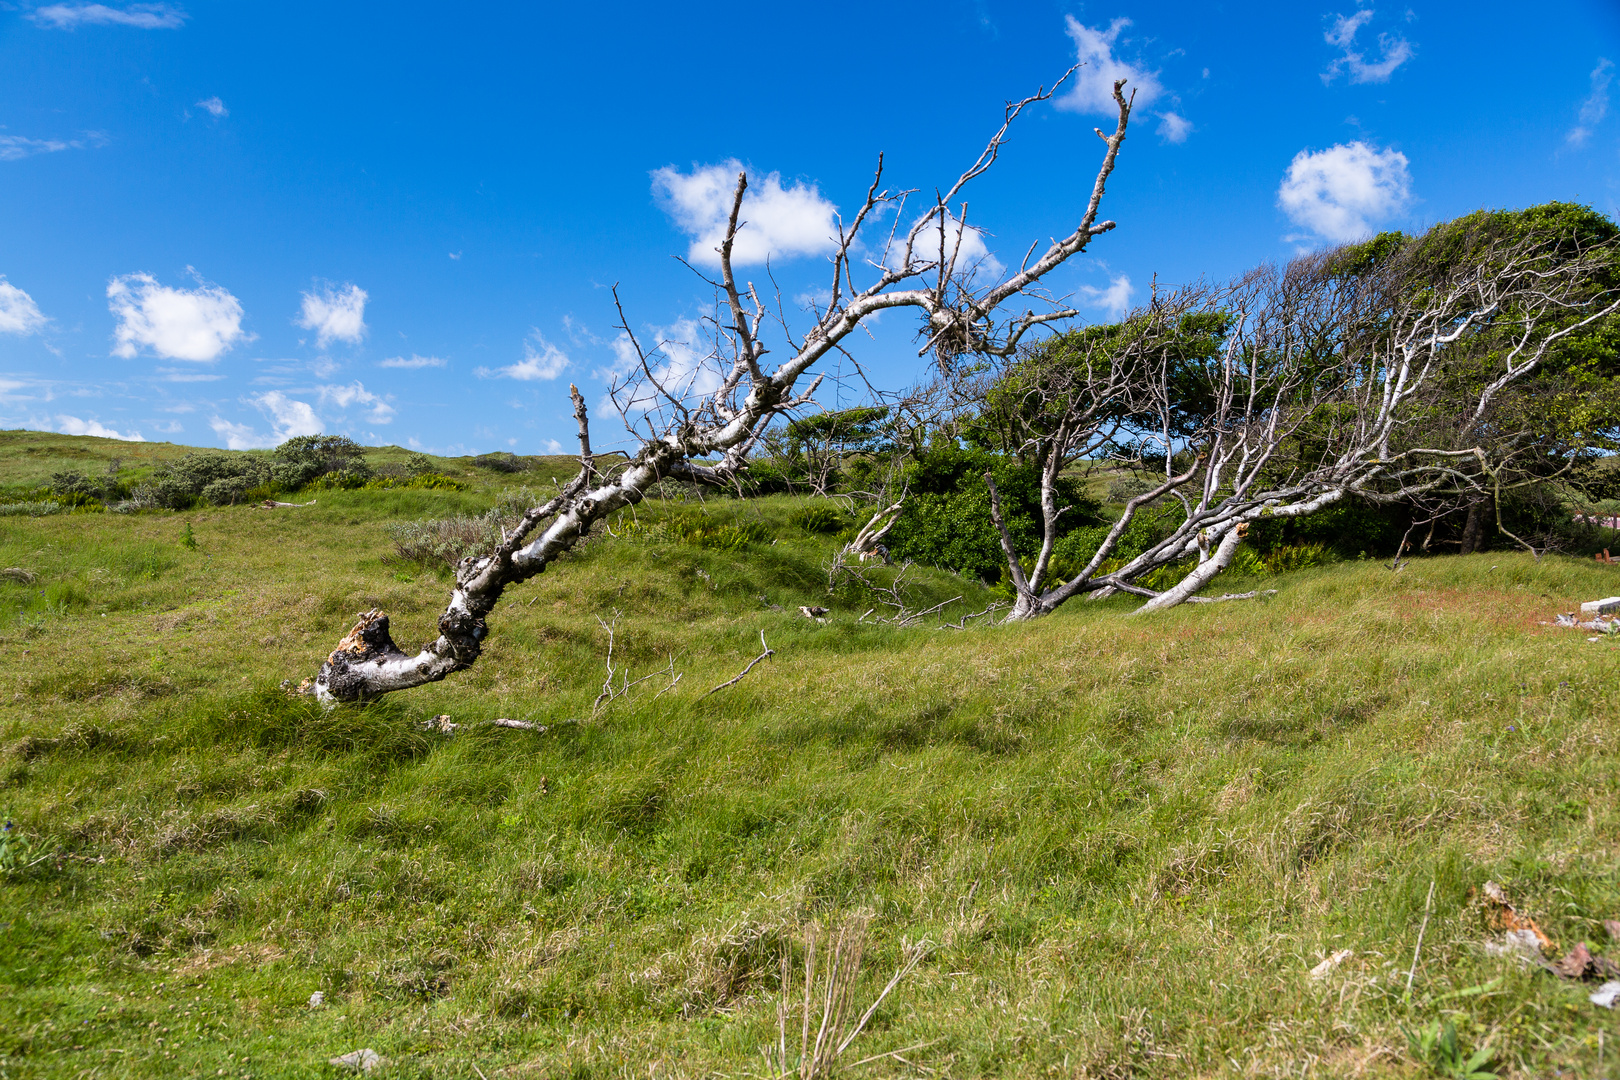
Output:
(309, 991), (325, 1007)
(1580, 596), (1620, 615)
(329, 1048), (386, 1072)
(1591, 981), (1620, 1009)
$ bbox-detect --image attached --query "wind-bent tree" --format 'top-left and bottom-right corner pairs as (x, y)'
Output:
(312, 74), (1137, 702)
(976, 214), (1620, 620)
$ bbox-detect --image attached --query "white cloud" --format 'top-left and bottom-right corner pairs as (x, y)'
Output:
(1057, 17), (1164, 114)
(155, 367), (224, 382)
(196, 96), (227, 118)
(1079, 274), (1134, 321)
(1322, 10), (1414, 85)
(379, 353), (445, 369)
(0, 134), (75, 161)
(296, 282), (367, 348)
(543, 438), (564, 454)
(652, 160), (838, 267)
(29, 3), (186, 29)
(477, 331), (569, 381)
(318, 380), (395, 424)
(1155, 111), (1193, 143)
(208, 417), (266, 450)
(1278, 141), (1412, 242)
(107, 270), (248, 361)
(152, 419), (183, 433)
(1567, 58), (1613, 148)
(0, 277), (48, 335)
(210, 391), (323, 449)
(57, 414), (144, 441)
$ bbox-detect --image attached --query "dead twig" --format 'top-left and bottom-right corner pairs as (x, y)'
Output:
(700, 631), (773, 700)
(940, 600), (1008, 629)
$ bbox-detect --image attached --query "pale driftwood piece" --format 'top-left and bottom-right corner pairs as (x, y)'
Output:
(491, 718), (545, 731)
(256, 499), (317, 509)
(1, 567), (36, 584)
(311, 74), (1137, 703)
(1183, 588), (1279, 604)
(699, 631), (773, 700)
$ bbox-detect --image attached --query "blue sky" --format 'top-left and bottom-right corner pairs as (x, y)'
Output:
(1, 0), (1617, 456)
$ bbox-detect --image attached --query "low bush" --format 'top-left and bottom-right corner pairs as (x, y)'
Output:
(472, 452), (529, 473)
(786, 501), (848, 534)
(385, 510), (506, 568)
(615, 517), (770, 551)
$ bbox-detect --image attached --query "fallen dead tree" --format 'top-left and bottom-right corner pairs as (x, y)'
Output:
(311, 73), (1137, 702)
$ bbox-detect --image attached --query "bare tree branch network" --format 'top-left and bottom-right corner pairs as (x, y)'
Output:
(971, 225), (1620, 620)
(313, 75), (1136, 702)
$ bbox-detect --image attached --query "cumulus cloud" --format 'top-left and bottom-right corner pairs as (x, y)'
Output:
(57, 414), (144, 441)
(195, 96), (228, 118)
(542, 438), (564, 454)
(0, 277), (48, 335)
(1322, 9), (1414, 85)
(210, 391), (323, 449)
(652, 160), (838, 267)
(477, 332), (569, 381)
(296, 282), (367, 348)
(29, 3), (187, 29)
(1567, 58), (1613, 148)
(1057, 17), (1164, 114)
(107, 270), (248, 361)
(1079, 274), (1134, 321)
(318, 380), (395, 424)
(379, 353), (446, 369)
(1278, 141), (1412, 242)
(1156, 111), (1193, 143)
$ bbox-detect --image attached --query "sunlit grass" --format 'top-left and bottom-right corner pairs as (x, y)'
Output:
(2, 438), (1619, 1077)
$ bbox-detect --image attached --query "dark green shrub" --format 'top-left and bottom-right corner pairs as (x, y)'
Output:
(273, 435), (373, 487)
(886, 442), (1100, 582)
(472, 452), (529, 473)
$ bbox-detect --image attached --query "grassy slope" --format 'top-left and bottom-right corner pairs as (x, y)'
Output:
(2, 432), (1619, 1078)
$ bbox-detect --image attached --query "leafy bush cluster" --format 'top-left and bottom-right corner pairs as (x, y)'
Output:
(49, 467), (131, 509)
(127, 435), (381, 508)
(885, 441), (1102, 583)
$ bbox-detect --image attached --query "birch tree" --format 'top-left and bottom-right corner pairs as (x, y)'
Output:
(312, 74), (1137, 702)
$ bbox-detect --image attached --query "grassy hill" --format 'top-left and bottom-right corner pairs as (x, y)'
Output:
(2, 431), (1619, 1078)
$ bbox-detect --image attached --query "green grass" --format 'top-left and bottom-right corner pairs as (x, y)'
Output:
(3, 433), (1620, 1078)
